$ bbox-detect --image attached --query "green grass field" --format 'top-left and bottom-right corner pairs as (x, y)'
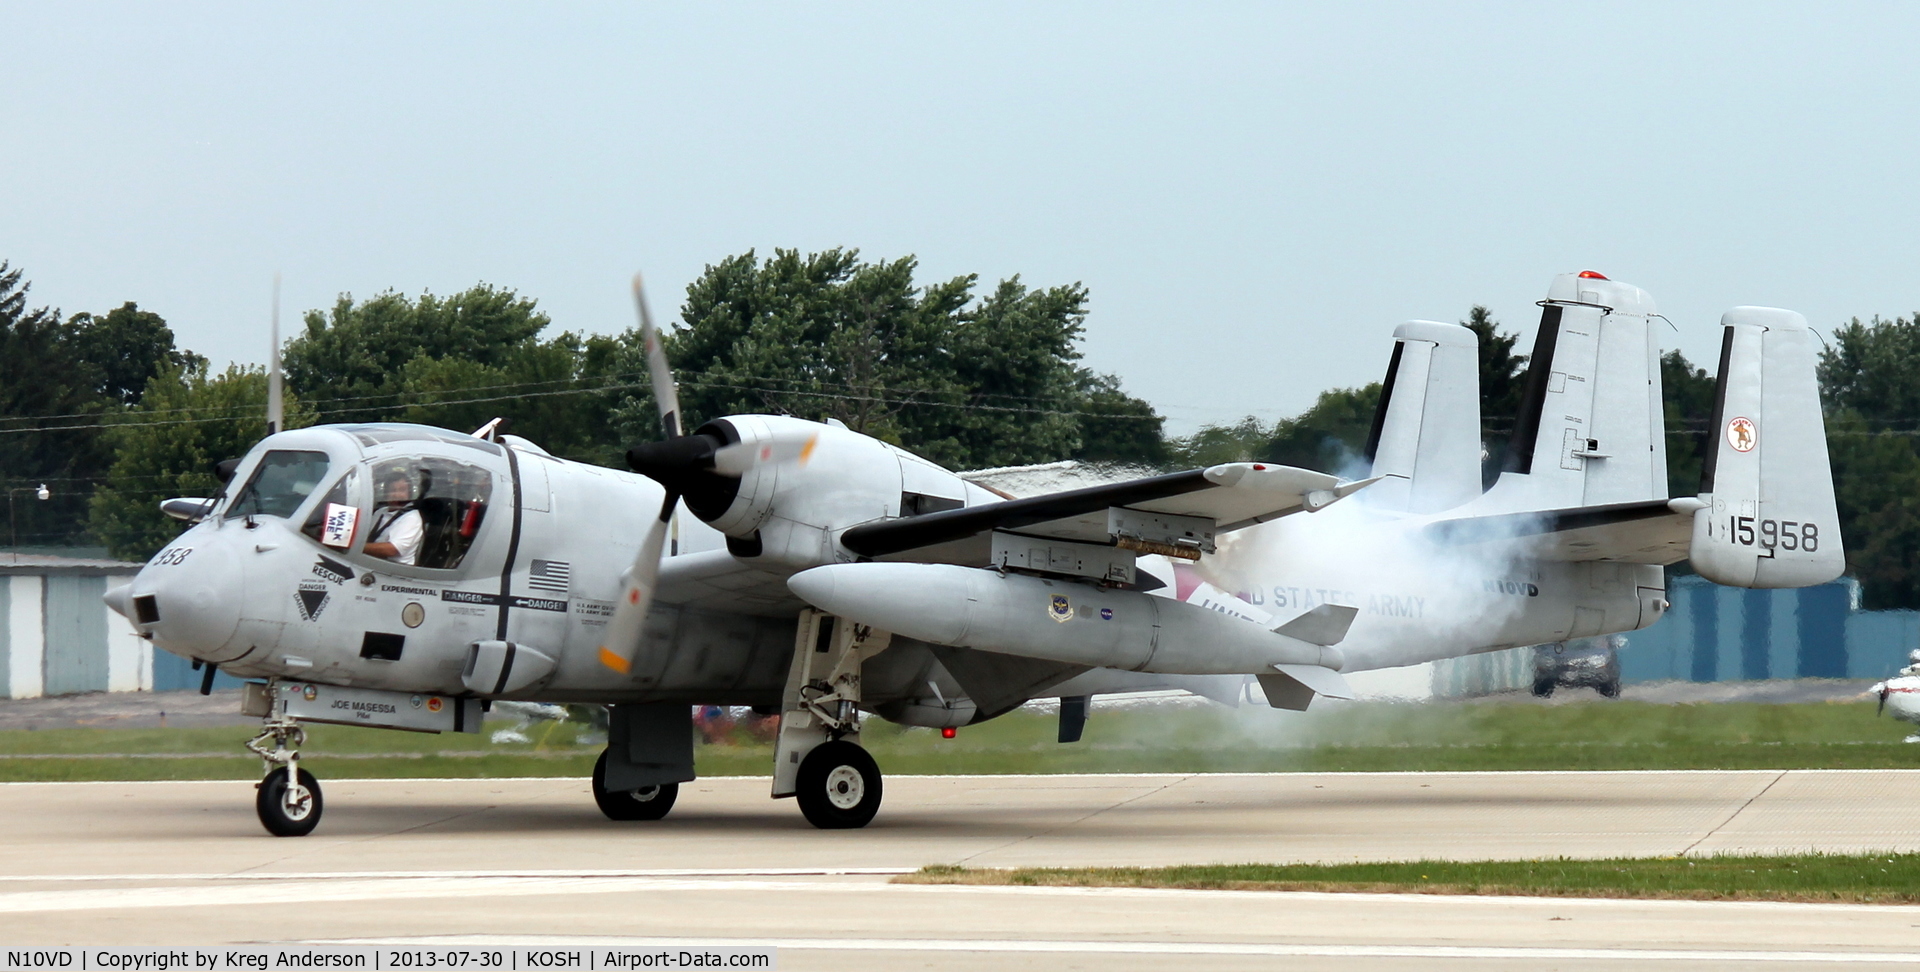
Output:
(900, 854), (1920, 904)
(0, 695), (1912, 781)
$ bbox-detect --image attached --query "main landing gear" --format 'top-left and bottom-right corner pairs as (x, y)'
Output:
(793, 738), (882, 829)
(247, 718), (322, 837)
(775, 611), (889, 829)
(591, 750), (679, 820)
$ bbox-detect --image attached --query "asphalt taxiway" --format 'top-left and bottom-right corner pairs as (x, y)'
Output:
(2, 771), (1918, 969)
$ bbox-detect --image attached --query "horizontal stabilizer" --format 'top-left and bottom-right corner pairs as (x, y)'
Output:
(1273, 604), (1359, 646)
(1426, 497), (1704, 564)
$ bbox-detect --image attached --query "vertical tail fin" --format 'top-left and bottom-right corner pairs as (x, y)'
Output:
(1688, 307), (1844, 588)
(1494, 272), (1667, 509)
(1364, 321), (1482, 513)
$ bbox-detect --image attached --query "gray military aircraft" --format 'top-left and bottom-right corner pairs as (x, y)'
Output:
(107, 270), (1845, 835)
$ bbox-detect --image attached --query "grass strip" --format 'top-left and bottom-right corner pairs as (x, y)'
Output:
(899, 854), (1920, 904)
(0, 699), (1911, 781)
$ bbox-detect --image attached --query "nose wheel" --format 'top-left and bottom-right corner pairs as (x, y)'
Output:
(246, 718), (323, 836)
(257, 766), (323, 836)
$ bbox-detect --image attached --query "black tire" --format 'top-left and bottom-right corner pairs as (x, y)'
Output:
(592, 750), (679, 821)
(795, 740), (882, 830)
(1597, 679), (1622, 699)
(1531, 679), (1556, 698)
(256, 766), (322, 837)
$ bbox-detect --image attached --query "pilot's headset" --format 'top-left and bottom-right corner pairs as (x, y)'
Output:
(374, 463), (419, 507)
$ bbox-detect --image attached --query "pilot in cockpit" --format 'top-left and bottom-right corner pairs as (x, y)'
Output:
(363, 467), (426, 565)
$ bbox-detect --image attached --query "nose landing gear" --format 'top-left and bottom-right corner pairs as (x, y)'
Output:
(247, 718), (323, 837)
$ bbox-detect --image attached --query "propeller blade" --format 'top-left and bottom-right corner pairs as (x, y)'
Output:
(632, 272), (682, 440)
(598, 492), (675, 674)
(711, 429), (820, 477)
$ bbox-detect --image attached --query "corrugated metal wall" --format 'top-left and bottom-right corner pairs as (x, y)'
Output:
(43, 575), (108, 695)
(0, 569), (145, 698)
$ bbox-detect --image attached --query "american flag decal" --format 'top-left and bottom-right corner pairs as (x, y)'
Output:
(528, 559), (571, 593)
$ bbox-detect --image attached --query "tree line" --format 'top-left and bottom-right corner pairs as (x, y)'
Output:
(5, 253), (1920, 608)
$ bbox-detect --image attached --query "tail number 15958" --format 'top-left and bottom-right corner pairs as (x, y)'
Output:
(1727, 516), (1818, 552)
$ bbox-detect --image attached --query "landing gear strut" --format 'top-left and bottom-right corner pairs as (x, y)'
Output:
(774, 610), (889, 829)
(246, 717), (322, 836)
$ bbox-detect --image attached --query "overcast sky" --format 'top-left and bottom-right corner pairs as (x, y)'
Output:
(9, 3), (1919, 433)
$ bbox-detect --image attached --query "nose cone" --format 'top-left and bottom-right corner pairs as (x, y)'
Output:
(132, 532), (246, 658)
(103, 583), (132, 619)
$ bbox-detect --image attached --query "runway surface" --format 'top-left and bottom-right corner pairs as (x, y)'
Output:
(2, 771), (1919, 969)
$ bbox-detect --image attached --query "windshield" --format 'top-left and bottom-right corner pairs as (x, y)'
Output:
(226, 451), (331, 520)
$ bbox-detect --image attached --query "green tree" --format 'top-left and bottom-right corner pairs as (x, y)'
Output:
(88, 363), (315, 560)
(1165, 416), (1273, 468)
(1262, 385), (1384, 475)
(1661, 349), (1717, 498)
(1463, 305), (1529, 484)
(1817, 314), (1920, 608)
(639, 249), (1159, 470)
(284, 284), (624, 462)
(1072, 371), (1167, 466)
(0, 262), (109, 546)
(66, 302), (204, 407)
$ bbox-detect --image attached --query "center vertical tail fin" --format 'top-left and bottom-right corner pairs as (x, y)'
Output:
(1491, 272), (1668, 511)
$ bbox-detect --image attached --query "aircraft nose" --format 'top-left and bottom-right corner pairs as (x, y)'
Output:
(132, 535), (246, 658)
(102, 583), (132, 619)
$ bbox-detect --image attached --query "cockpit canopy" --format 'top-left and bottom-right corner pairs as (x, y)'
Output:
(217, 425), (506, 572)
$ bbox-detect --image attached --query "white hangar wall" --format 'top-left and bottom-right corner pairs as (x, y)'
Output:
(0, 555), (146, 699)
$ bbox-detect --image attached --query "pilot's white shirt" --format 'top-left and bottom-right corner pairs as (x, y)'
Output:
(372, 507), (424, 566)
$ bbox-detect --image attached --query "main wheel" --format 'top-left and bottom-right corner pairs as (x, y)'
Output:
(592, 750), (679, 821)
(1531, 678), (1556, 698)
(1597, 678), (1621, 698)
(257, 766), (322, 837)
(795, 740), (882, 829)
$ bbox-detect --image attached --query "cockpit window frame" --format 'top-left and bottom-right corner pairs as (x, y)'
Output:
(222, 450), (333, 522)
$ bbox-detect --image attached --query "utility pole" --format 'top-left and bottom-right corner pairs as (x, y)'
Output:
(268, 273), (284, 435)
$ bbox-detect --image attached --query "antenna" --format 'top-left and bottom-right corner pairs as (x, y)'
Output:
(268, 272), (284, 435)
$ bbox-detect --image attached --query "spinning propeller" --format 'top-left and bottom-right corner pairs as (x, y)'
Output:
(597, 274), (819, 674)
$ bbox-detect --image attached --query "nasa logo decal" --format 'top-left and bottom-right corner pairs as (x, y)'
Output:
(295, 581), (331, 621)
(1726, 416), (1757, 453)
(1050, 594), (1073, 622)
(1100, 607), (1114, 621)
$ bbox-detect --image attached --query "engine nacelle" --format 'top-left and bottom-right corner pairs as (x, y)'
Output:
(688, 416), (984, 566)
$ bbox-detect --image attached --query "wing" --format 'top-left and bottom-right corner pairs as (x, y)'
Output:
(840, 462), (1377, 563)
(1425, 497), (1706, 564)
(654, 549), (808, 616)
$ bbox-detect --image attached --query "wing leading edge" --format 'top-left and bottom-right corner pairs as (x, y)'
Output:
(839, 462), (1377, 562)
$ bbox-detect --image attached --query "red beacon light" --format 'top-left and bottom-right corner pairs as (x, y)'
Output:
(941, 726), (957, 739)
(1577, 270), (1609, 280)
